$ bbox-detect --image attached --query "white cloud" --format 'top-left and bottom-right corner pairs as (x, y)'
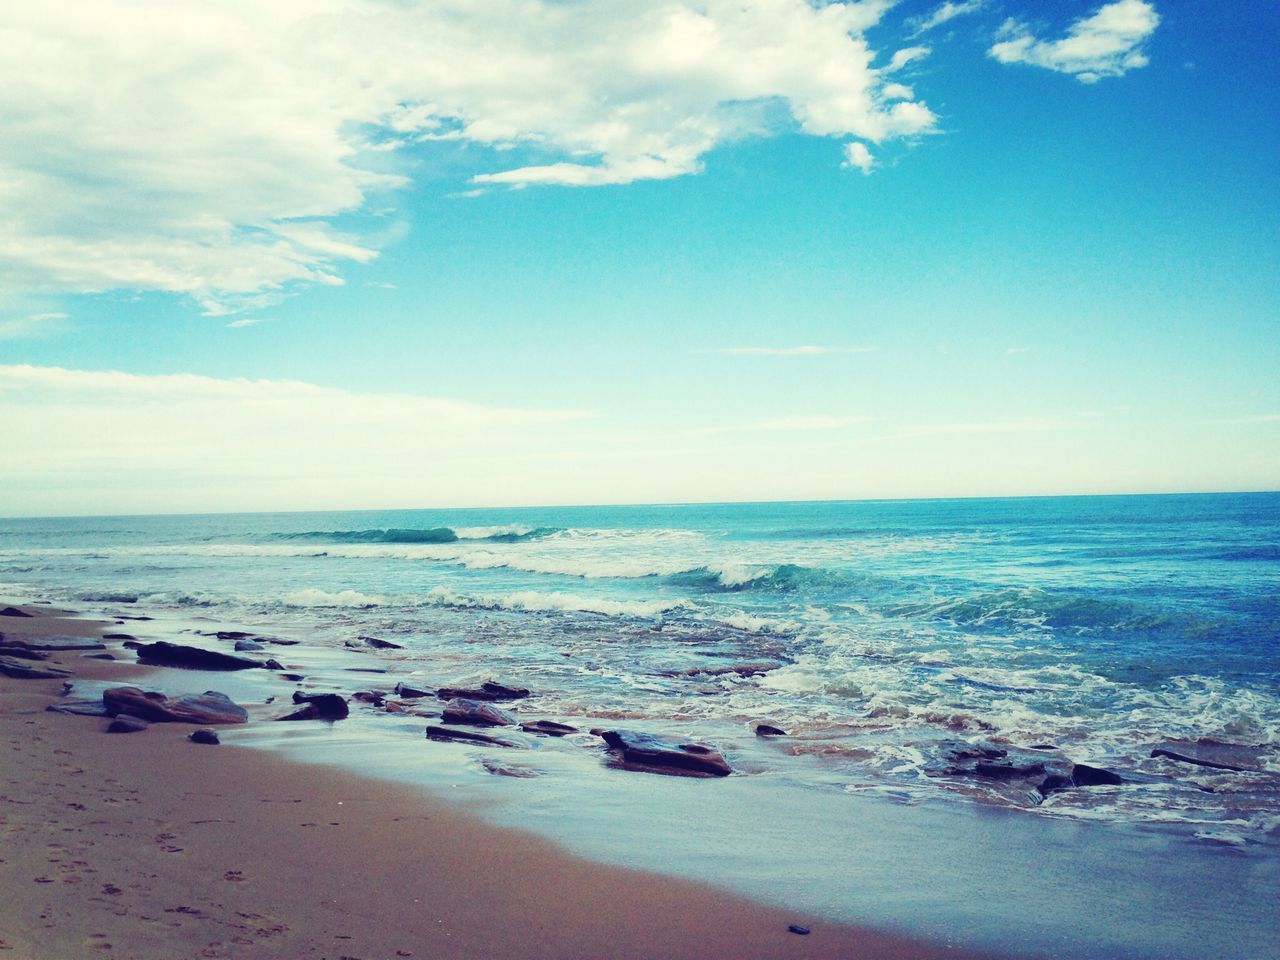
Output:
(225, 318), (262, 329)
(988, 0), (1160, 83)
(720, 344), (877, 356)
(1, 0), (937, 313)
(0, 311), (68, 339)
(843, 141), (876, 174)
(910, 1), (987, 36)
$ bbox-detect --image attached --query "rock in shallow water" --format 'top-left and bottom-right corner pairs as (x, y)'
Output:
(233, 639), (264, 652)
(519, 719), (578, 737)
(394, 682), (435, 699)
(426, 725), (520, 747)
(754, 723), (787, 737)
(0, 655), (71, 679)
(107, 713), (149, 733)
(441, 698), (515, 727)
(0, 606), (33, 617)
(600, 730), (732, 777)
(436, 681), (530, 702)
(189, 728), (220, 745)
(134, 641), (261, 671)
(102, 686), (248, 724)
(278, 692), (349, 720)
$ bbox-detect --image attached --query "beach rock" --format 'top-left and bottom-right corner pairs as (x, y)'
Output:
(107, 713), (149, 733)
(284, 692), (349, 719)
(426, 725), (519, 747)
(265, 637), (300, 646)
(348, 635), (403, 650)
(101, 687), (248, 724)
(0, 655), (71, 679)
(10, 635), (106, 651)
(344, 667), (388, 674)
(234, 639), (264, 652)
(47, 698), (113, 717)
(441, 698), (515, 727)
(436, 681), (530, 702)
(352, 691), (386, 706)
(134, 641), (261, 670)
(481, 758), (539, 777)
(600, 730), (732, 777)
(0, 606), (33, 617)
(941, 740), (1008, 763)
(281, 673), (306, 682)
(662, 661), (782, 679)
(121, 639), (144, 650)
(0, 643), (53, 661)
(189, 729), (220, 745)
(264, 658), (285, 671)
(85, 653), (116, 660)
(114, 614), (153, 620)
(788, 925), (811, 936)
(974, 760), (1046, 780)
(394, 682), (435, 699)
(1150, 739), (1263, 772)
(755, 723), (787, 737)
(102, 633), (136, 641)
(215, 631), (254, 640)
(1070, 763), (1124, 786)
(519, 719), (578, 737)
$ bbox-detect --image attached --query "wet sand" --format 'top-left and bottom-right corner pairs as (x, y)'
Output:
(0, 604), (999, 960)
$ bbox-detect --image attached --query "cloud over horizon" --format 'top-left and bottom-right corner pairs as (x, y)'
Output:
(1, 0), (938, 314)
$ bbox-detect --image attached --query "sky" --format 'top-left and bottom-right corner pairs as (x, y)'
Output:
(1, 0), (1277, 516)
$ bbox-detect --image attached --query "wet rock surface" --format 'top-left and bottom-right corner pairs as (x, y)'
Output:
(233, 639), (265, 651)
(426, 725), (519, 747)
(0, 606), (34, 617)
(348, 635), (403, 650)
(754, 724), (787, 737)
(135, 641), (262, 671)
(189, 728), (221, 745)
(107, 713), (149, 733)
(0, 643), (53, 661)
(278, 692), (349, 720)
(101, 686), (249, 724)
(394, 682), (435, 699)
(441, 698), (515, 727)
(8, 636), (106, 651)
(47, 698), (114, 717)
(519, 720), (578, 737)
(436, 681), (530, 702)
(600, 730), (732, 777)
(0, 655), (72, 679)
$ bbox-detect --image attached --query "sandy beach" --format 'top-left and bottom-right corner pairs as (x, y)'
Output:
(0, 603), (998, 960)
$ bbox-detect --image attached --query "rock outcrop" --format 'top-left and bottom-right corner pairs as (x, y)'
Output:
(441, 698), (515, 727)
(101, 687), (248, 724)
(599, 730), (732, 777)
(436, 682), (529, 702)
(134, 641), (261, 670)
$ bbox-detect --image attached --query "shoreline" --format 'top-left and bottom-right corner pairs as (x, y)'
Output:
(1, 603), (999, 960)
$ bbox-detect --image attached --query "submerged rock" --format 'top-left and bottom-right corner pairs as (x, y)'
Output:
(662, 662), (782, 679)
(1150, 748), (1251, 773)
(352, 690), (386, 706)
(600, 730), (732, 777)
(214, 631), (254, 640)
(426, 725), (519, 747)
(0, 643), (53, 661)
(519, 719), (578, 737)
(436, 681), (530, 702)
(441, 698), (515, 727)
(0, 655), (71, 679)
(480, 758), (539, 777)
(102, 633), (136, 641)
(348, 635), (403, 650)
(134, 641), (261, 671)
(278, 692), (349, 720)
(394, 682), (435, 699)
(754, 723), (787, 737)
(102, 687), (248, 725)
(233, 639), (264, 652)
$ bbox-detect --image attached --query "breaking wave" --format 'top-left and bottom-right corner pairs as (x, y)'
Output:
(273, 526), (563, 545)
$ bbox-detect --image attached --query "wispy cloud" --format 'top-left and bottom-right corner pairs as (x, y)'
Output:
(910, 1), (987, 37)
(989, 0), (1160, 83)
(2, 1), (937, 314)
(720, 345), (877, 357)
(225, 318), (262, 329)
(0, 311), (68, 339)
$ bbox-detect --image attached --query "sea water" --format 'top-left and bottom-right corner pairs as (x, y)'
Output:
(2, 493), (1278, 956)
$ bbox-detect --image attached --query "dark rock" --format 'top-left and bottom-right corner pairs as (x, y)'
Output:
(85, 653), (116, 660)
(122, 640), (144, 650)
(1150, 748), (1250, 773)
(189, 729), (220, 745)
(344, 667), (387, 674)
(0, 606), (33, 617)
(102, 633), (136, 641)
(9, 635), (105, 651)
(233, 639), (264, 652)
(1036, 773), (1075, 798)
(215, 631), (253, 640)
(47, 698), (113, 717)
(975, 760), (1046, 780)
(281, 673), (305, 681)
(348, 635), (403, 650)
(265, 637), (300, 646)
(755, 723), (787, 737)
(285, 692), (349, 719)
(1071, 763), (1124, 786)
(788, 925), (810, 936)
(480, 758), (539, 777)
(394, 682), (435, 699)
(426, 725), (519, 747)
(600, 730), (732, 777)
(101, 687), (248, 724)
(264, 658), (285, 671)
(0, 644), (53, 661)
(441, 698), (515, 727)
(436, 681), (530, 702)
(134, 641), (261, 670)
(352, 691), (386, 706)
(662, 661), (782, 679)
(588, 727), (606, 737)
(277, 703), (324, 721)
(107, 714), (149, 733)
(0, 656), (71, 679)
(1028, 744), (1059, 751)
(114, 614), (154, 621)
(520, 719), (578, 737)
(941, 740), (1008, 762)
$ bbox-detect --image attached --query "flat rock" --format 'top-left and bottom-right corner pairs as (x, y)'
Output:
(84, 653), (116, 660)
(975, 760), (1046, 780)
(662, 661), (782, 679)
(441, 698), (515, 727)
(107, 713), (149, 733)
(426, 725), (519, 747)
(135, 641), (261, 670)
(480, 759), (539, 777)
(600, 730), (732, 777)
(102, 632), (136, 641)
(102, 686), (248, 724)
(287, 691), (349, 719)
(214, 631), (254, 640)
(394, 682), (435, 699)
(0, 644), (53, 661)
(352, 691), (386, 706)
(348, 635), (404, 650)
(0, 656), (71, 679)
(234, 639), (265, 651)
(10, 635), (106, 651)
(755, 723), (787, 736)
(114, 614), (154, 621)
(265, 637), (300, 646)
(519, 719), (578, 737)
(437, 681), (530, 702)
(0, 606), (33, 617)
(189, 729), (220, 745)
(47, 698), (113, 717)
(1151, 739), (1264, 772)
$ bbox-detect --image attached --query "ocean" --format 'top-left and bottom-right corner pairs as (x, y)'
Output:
(2, 492), (1278, 956)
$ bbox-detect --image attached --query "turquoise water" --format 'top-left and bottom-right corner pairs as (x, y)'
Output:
(2, 492), (1278, 846)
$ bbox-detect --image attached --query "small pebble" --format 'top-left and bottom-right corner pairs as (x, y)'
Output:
(788, 924), (810, 936)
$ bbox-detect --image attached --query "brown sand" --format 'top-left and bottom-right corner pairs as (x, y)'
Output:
(0, 604), (1000, 960)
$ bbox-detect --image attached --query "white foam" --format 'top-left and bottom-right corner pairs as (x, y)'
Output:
(281, 587), (384, 607)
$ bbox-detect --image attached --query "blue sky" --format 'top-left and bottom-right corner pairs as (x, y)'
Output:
(1, 0), (1276, 515)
